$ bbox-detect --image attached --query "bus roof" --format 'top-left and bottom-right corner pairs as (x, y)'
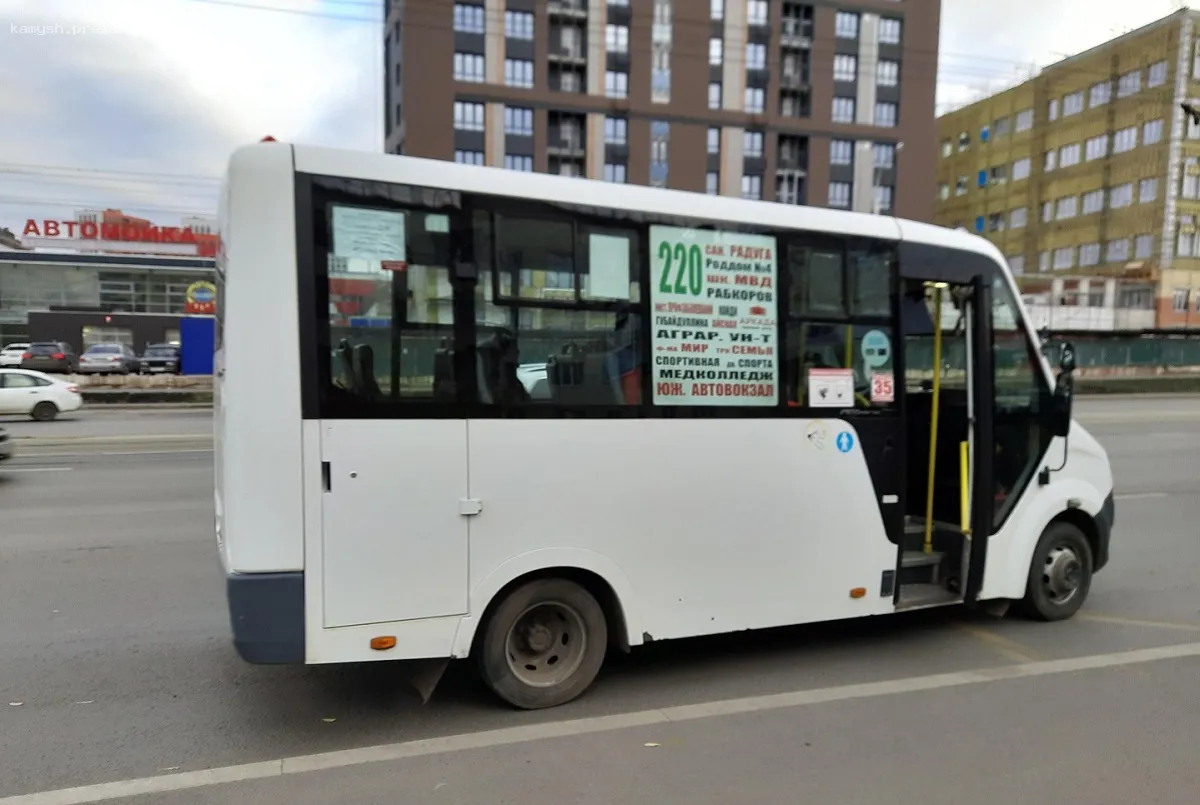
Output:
(227, 142), (1005, 266)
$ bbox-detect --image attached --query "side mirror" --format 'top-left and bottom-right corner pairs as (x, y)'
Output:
(1049, 341), (1075, 438)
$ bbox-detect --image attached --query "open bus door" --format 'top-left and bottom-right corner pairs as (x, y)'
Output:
(894, 274), (994, 610)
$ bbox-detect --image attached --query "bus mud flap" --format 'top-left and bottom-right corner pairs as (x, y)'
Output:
(404, 657), (450, 703)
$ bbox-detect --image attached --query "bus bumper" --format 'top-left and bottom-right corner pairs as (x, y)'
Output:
(1094, 491), (1115, 572)
(226, 571), (306, 664)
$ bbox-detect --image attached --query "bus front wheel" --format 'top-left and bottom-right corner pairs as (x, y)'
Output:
(1019, 520), (1094, 621)
(477, 578), (608, 710)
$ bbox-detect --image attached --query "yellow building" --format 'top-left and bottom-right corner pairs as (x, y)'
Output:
(934, 9), (1200, 329)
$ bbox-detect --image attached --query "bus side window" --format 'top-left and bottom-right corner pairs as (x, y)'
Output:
(476, 212), (642, 407)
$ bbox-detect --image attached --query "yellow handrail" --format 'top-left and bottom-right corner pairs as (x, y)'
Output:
(922, 284), (945, 555)
(959, 440), (971, 536)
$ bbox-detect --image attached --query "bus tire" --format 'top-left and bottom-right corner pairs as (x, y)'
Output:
(477, 578), (608, 710)
(1018, 520), (1093, 622)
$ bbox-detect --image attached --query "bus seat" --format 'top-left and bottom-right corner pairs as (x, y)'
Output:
(547, 344), (586, 404)
(351, 343), (382, 401)
(336, 339), (356, 390)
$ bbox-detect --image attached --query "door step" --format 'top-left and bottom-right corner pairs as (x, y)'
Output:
(900, 549), (944, 585)
(897, 583), (963, 611)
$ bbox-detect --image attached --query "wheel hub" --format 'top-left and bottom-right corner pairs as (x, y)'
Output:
(1044, 546), (1082, 602)
(523, 622), (554, 653)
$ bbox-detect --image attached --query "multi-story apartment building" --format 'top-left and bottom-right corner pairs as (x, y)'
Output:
(384, 0), (941, 220)
(934, 9), (1200, 329)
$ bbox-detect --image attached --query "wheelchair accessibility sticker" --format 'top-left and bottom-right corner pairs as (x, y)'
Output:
(835, 431), (855, 453)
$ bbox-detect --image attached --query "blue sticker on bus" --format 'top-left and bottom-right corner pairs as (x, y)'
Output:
(836, 431), (854, 453)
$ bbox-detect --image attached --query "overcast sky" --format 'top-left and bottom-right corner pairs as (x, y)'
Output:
(0, 0), (1188, 234)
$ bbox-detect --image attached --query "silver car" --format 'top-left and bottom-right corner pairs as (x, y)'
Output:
(78, 343), (140, 374)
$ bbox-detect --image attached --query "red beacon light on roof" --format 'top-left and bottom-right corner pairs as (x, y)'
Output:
(261, 135), (277, 142)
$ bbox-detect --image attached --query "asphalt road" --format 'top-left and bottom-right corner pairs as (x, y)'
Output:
(1, 397), (1198, 803)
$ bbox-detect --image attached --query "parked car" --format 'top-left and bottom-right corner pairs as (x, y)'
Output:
(79, 343), (140, 374)
(20, 342), (78, 374)
(0, 369), (83, 421)
(140, 343), (181, 374)
(0, 343), (29, 368)
(0, 424), (12, 463)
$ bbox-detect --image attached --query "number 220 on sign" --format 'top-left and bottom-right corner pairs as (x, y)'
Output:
(871, 372), (894, 403)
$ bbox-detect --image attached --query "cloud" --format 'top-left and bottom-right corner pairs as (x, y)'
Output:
(0, 0), (379, 230)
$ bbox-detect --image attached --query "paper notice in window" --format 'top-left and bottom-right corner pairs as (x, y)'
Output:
(331, 206), (407, 270)
(587, 234), (631, 300)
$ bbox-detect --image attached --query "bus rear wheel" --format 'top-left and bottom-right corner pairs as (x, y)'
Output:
(477, 578), (608, 710)
(1019, 521), (1093, 621)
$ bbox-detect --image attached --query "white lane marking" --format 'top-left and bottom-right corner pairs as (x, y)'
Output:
(17, 449), (213, 458)
(1114, 492), (1170, 500)
(2, 467), (72, 473)
(4, 640), (1200, 805)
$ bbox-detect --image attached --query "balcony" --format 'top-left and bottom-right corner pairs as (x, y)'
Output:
(780, 19), (812, 49)
(548, 0), (587, 19)
(546, 135), (585, 157)
(779, 70), (809, 90)
(548, 44), (586, 64)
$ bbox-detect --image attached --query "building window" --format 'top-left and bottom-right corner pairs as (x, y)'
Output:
(1148, 60), (1168, 87)
(605, 23), (629, 53)
(605, 70), (628, 98)
(878, 17), (901, 44)
(504, 10), (534, 39)
(1008, 255), (1025, 275)
(1088, 81), (1111, 107)
(707, 127), (720, 154)
(743, 130), (764, 157)
(955, 175), (967, 196)
(987, 212), (1005, 232)
(831, 97), (855, 123)
(1173, 289), (1190, 312)
(504, 59), (534, 88)
(710, 0), (723, 19)
(454, 52), (485, 82)
(454, 149), (484, 165)
(938, 183), (949, 200)
(828, 181), (852, 208)
(604, 116), (627, 145)
(1052, 247), (1074, 270)
(706, 171), (719, 194)
(1139, 177), (1158, 203)
(745, 87), (765, 113)
(504, 155), (533, 172)
(453, 3), (485, 33)
(958, 131), (970, 151)
(1010, 207), (1027, 228)
(1143, 119), (1164, 145)
(1055, 196), (1077, 220)
(1117, 69), (1141, 97)
(874, 185), (894, 214)
(1112, 126), (1137, 153)
(833, 54), (857, 82)
(1107, 238), (1130, 263)
(741, 174), (762, 200)
(1048, 98), (1059, 120)
(1041, 201), (1053, 223)
(453, 100), (485, 131)
(1079, 243), (1101, 267)
(603, 163), (626, 183)
(504, 106), (533, 136)
(747, 0), (768, 26)
(1134, 234), (1154, 259)
(1062, 91), (1084, 116)
(875, 102), (897, 128)
(1058, 143), (1081, 167)
(874, 142), (895, 168)
(1109, 182), (1134, 208)
(1012, 157), (1031, 181)
(1184, 158), (1200, 198)
(1038, 251), (1050, 272)
(1084, 134), (1108, 161)
(1015, 108), (1034, 132)
(709, 37), (723, 65)
(830, 139), (853, 165)
(746, 43), (766, 70)
(877, 60), (899, 86)
(708, 82), (721, 109)
(1044, 150), (1057, 171)
(836, 11), (859, 39)
(1082, 189), (1104, 214)
(941, 140), (952, 157)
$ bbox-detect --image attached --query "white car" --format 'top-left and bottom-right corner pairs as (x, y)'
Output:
(0, 343), (29, 368)
(0, 368), (84, 421)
